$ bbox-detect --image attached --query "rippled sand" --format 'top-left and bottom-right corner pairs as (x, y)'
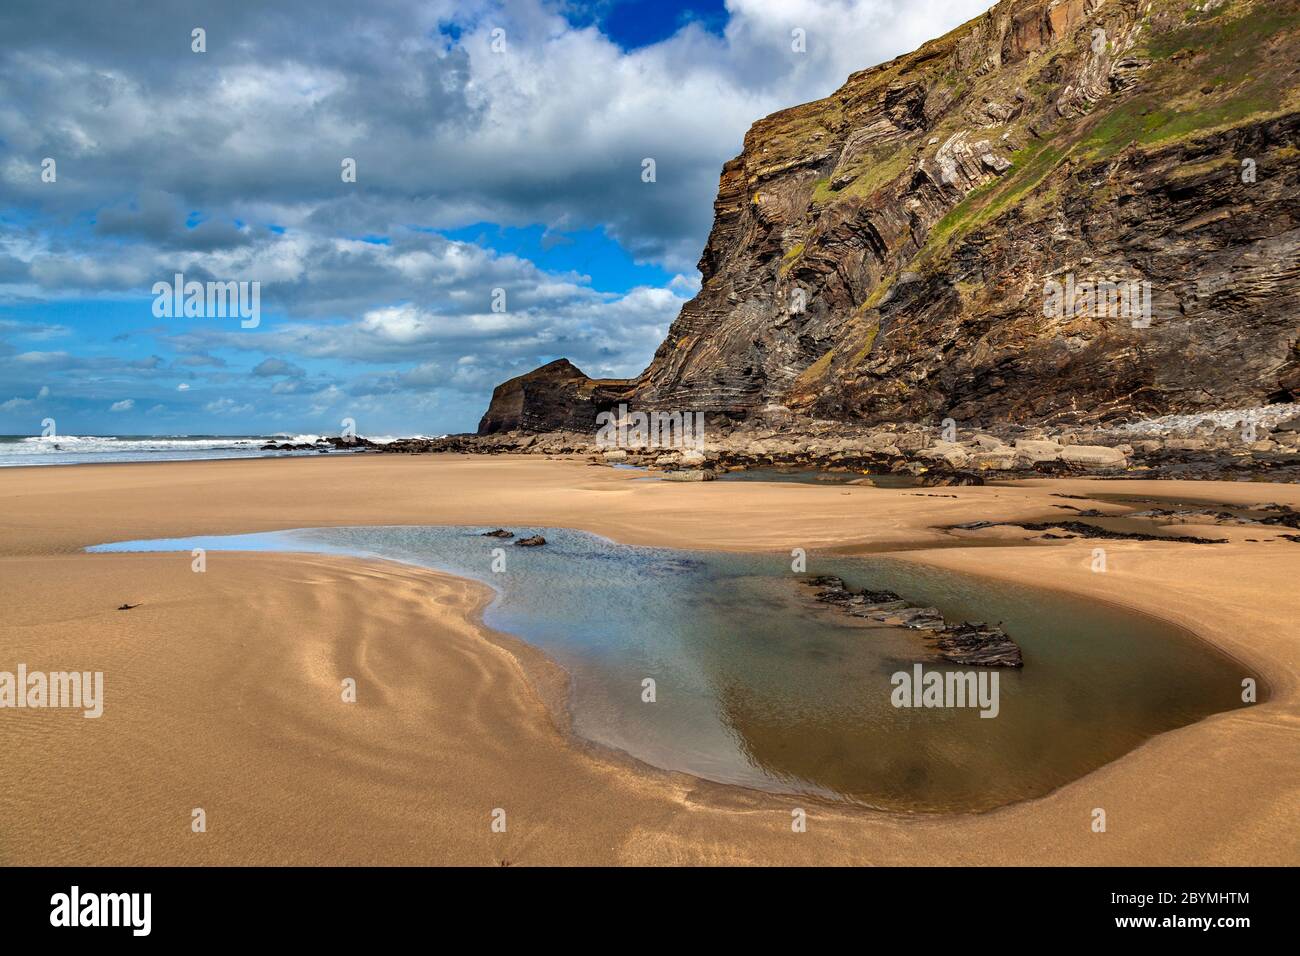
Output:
(0, 454), (1296, 864)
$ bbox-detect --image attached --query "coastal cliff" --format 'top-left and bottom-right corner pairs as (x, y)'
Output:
(480, 0), (1300, 434)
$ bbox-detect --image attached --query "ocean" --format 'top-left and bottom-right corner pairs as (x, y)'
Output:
(0, 434), (416, 467)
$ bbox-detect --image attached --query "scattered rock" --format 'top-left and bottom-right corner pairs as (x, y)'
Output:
(1013, 439), (1063, 463)
(922, 471), (984, 487)
(679, 449), (707, 467)
(916, 442), (970, 468)
(969, 449), (1018, 470)
(1011, 520), (1226, 544)
(481, 529), (514, 538)
(1059, 445), (1128, 468)
(803, 576), (1022, 667)
(514, 535), (546, 547)
(934, 623), (1023, 668)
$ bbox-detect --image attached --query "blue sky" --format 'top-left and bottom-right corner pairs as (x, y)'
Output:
(0, 0), (990, 436)
(565, 0), (728, 49)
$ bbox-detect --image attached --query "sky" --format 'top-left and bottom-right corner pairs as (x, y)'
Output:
(0, 0), (991, 437)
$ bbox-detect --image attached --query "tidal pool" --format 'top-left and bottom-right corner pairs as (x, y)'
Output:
(88, 526), (1248, 812)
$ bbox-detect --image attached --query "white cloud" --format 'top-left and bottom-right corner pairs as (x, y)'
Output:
(0, 0), (993, 432)
(204, 398), (253, 415)
(109, 398), (134, 412)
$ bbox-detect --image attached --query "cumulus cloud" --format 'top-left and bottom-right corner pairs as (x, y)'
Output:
(0, 0), (988, 273)
(108, 398), (134, 412)
(253, 357), (306, 378)
(0, 0), (991, 431)
(204, 397), (253, 415)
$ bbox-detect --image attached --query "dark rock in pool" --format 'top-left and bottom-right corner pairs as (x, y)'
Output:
(807, 575), (901, 606)
(935, 622), (1023, 668)
(481, 529), (514, 538)
(515, 535), (546, 547)
(802, 575), (1023, 667)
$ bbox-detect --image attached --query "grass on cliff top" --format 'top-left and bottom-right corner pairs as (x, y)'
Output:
(916, 1), (1297, 264)
(1152, 1), (1300, 61)
(1077, 0), (1299, 160)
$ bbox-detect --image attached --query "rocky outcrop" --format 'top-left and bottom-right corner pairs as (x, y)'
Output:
(385, 399), (1300, 482)
(260, 435), (379, 452)
(805, 575), (1023, 667)
(477, 359), (630, 435)
(484, 0), (1300, 433)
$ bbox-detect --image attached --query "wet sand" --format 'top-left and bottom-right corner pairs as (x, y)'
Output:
(0, 454), (1296, 864)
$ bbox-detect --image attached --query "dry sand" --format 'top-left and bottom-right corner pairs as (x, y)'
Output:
(0, 454), (1296, 865)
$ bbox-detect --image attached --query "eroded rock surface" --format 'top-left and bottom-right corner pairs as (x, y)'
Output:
(481, 0), (1300, 435)
(805, 575), (1024, 667)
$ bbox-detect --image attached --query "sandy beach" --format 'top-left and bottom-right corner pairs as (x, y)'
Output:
(1, 453), (1297, 865)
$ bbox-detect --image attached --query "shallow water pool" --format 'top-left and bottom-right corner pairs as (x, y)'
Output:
(89, 526), (1249, 811)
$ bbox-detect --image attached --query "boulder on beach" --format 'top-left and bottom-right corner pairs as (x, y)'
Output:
(1013, 439), (1063, 463)
(515, 535), (546, 547)
(660, 470), (716, 482)
(916, 442), (970, 468)
(1059, 445), (1128, 468)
